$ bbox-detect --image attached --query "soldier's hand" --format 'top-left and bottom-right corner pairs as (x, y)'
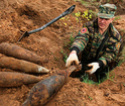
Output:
(86, 62), (100, 74)
(66, 50), (80, 67)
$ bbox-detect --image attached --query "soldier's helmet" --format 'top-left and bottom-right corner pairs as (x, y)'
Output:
(98, 3), (117, 19)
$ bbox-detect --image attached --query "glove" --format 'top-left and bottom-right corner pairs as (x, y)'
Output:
(86, 62), (100, 74)
(66, 50), (80, 67)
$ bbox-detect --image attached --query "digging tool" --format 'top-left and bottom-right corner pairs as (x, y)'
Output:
(22, 64), (81, 106)
(18, 5), (76, 42)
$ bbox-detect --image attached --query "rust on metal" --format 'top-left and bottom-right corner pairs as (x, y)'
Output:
(0, 72), (42, 87)
(22, 75), (65, 106)
(22, 65), (81, 106)
(0, 42), (48, 65)
(0, 54), (49, 73)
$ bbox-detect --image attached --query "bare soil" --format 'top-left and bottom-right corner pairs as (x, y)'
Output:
(0, 0), (125, 106)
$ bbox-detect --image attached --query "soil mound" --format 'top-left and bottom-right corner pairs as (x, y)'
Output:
(0, 0), (125, 106)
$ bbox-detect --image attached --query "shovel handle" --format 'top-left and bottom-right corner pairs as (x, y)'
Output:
(29, 5), (75, 34)
(18, 5), (75, 42)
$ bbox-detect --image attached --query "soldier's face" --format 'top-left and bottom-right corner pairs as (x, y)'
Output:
(98, 17), (114, 30)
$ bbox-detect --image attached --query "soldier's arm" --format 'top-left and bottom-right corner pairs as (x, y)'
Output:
(70, 27), (90, 54)
(65, 27), (90, 67)
(98, 35), (122, 67)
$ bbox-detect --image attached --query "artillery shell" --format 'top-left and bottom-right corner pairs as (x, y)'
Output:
(0, 42), (48, 64)
(22, 65), (80, 106)
(0, 72), (42, 87)
(0, 55), (49, 73)
(22, 75), (65, 106)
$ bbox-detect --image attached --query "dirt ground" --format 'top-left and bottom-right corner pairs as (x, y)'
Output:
(0, 0), (125, 106)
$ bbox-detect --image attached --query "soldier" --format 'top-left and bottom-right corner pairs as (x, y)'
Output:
(66, 3), (122, 82)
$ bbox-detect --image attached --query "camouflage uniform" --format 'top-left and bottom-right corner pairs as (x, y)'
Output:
(98, 3), (117, 18)
(70, 4), (122, 80)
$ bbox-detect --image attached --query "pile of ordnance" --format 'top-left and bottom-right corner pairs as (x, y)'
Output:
(0, 5), (78, 106)
(0, 42), (50, 88)
(0, 42), (81, 106)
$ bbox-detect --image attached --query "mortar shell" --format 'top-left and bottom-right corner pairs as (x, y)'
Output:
(22, 74), (65, 106)
(0, 42), (48, 64)
(0, 72), (42, 87)
(0, 55), (49, 74)
(22, 65), (79, 106)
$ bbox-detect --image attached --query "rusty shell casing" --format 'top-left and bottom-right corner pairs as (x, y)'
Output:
(22, 65), (78, 106)
(0, 72), (42, 87)
(0, 55), (49, 74)
(0, 42), (48, 64)
(22, 75), (65, 106)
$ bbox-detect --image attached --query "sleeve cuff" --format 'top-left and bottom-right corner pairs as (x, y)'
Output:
(97, 60), (104, 68)
(70, 46), (80, 55)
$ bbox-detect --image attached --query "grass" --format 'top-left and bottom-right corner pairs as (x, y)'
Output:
(88, 95), (93, 100)
(105, 70), (115, 82)
(74, 0), (90, 6)
(63, 34), (75, 49)
(81, 73), (98, 84)
(74, 0), (100, 7)
(114, 16), (121, 21)
(81, 68), (116, 84)
(60, 49), (68, 63)
(81, 74), (105, 84)
(61, 33), (75, 63)
(69, 34), (75, 46)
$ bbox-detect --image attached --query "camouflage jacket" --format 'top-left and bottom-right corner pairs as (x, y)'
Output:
(71, 19), (122, 67)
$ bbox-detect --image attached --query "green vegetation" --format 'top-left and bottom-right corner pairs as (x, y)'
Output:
(69, 34), (75, 46)
(60, 49), (68, 63)
(63, 34), (75, 49)
(60, 16), (70, 27)
(81, 68), (116, 84)
(74, 0), (90, 6)
(61, 34), (75, 63)
(81, 73), (97, 84)
(74, 0), (100, 7)
(105, 70), (115, 82)
(73, 10), (95, 22)
(88, 95), (93, 100)
(114, 16), (121, 21)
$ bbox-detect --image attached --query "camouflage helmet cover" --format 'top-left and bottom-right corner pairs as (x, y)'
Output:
(98, 3), (117, 19)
